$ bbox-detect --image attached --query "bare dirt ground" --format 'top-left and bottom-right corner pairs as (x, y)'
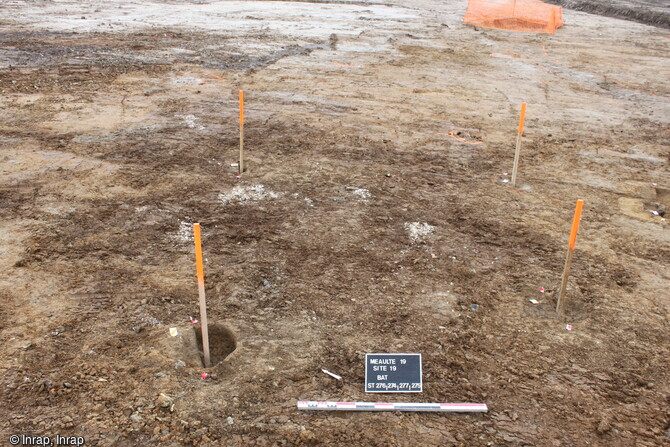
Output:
(1, 1), (669, 446)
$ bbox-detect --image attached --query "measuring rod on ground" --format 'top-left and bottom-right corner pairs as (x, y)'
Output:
(297, 401), (488, 413)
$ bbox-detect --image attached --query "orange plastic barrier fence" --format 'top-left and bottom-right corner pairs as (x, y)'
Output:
(464, 0), (563, 34)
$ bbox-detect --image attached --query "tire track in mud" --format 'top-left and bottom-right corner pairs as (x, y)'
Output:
(546, 0), (670, 29)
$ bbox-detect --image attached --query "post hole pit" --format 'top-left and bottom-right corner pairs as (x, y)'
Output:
(194, 323), (237, 367)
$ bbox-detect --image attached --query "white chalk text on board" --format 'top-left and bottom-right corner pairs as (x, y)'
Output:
(365, 353), (422, 393)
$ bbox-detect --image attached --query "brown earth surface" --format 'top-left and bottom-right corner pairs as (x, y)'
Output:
(1, 1), (669, 446)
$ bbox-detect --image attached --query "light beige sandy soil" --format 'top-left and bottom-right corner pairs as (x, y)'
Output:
(0, 1), (669, 446)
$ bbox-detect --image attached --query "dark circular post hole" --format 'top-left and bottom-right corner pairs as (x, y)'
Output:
(194, 323), (237, 367)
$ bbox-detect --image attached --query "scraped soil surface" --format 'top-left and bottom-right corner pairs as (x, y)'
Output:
(1, 1), (669, 446)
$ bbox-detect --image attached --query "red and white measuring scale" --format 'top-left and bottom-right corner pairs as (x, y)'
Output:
(297, 401), (488, 412)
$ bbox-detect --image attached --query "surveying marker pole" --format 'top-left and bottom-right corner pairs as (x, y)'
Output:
(556, 200), (584, 314)
(297, 401), (488, 413)
(239, 90), (244, 174)
(193, 223), (211, 368)
(511, 102), (526, 187)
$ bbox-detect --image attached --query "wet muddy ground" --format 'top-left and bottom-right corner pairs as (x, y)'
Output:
(1, 1), (669, 446)
(547, 0), (670, 29)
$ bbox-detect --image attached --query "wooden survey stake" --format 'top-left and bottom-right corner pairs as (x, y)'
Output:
(239, 90), (244, 174)
(511, 102), (527, 187)
(193, 223), (211, 367)
(556, 200), (584, 314)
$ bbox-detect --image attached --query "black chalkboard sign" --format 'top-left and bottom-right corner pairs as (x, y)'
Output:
(365, 353), (422, 393)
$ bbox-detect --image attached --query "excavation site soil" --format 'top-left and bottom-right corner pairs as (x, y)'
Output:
(0, 1), (668, 446)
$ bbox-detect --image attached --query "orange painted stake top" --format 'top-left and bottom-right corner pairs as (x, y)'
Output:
(193, 223), (205, 284)
(518, 102), (527, 135)
(239, 90), (244, 125)
(568, 200), (584, 250)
